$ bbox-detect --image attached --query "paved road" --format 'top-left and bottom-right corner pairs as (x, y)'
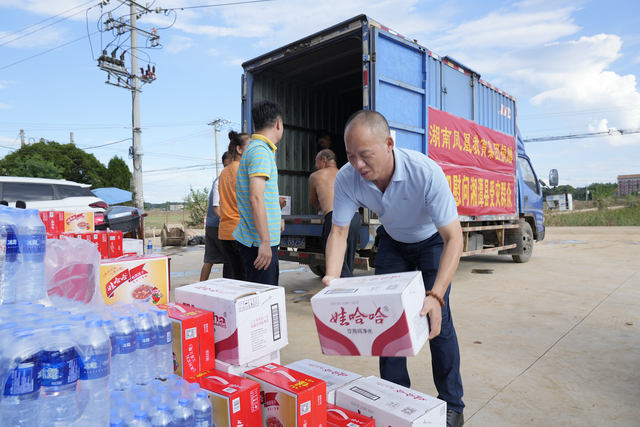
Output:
(158, 226), (640, 427)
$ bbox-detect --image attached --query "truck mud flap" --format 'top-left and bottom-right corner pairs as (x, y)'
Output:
(277, 250), (370, 271)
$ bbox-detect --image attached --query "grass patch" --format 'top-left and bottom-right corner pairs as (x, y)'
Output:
(143, 210), (190, 230)
(546, 206), (640, 227)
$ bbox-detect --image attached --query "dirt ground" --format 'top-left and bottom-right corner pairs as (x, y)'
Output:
(158, 226), (640, 426)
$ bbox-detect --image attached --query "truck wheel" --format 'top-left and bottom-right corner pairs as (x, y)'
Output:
(309, 265), (326, 277)
(512, 222), (533, 263)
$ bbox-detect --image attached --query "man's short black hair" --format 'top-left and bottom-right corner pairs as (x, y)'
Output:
(345, 110), (390, 138)
(316, 129), (331, 143)
(318, 149), (337, 164)
(252, 100), (283, 132)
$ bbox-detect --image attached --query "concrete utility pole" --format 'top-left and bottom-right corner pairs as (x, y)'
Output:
(207, 118), (230, 177)
(70, 132), (74, 144)
(130, 1), (144, 210)
(20, 129), (25, 147)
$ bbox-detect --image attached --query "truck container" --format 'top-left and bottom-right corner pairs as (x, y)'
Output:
(241, 14), (553, 275)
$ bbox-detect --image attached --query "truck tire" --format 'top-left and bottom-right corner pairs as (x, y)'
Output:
(512, 222), (533, 263)
(309, 265), (326, 277)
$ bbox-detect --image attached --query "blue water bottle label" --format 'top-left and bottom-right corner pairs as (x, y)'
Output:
(3, 359), (42, 396)
(116, 334), (137, 355)
(79, 352), (110, 380)
(137, 329), (155, 350)
(165, 329), (173, 345)
(5, 230), (18, 261)
(21, 234), (46, 254)
(41, 349), (79, 387)
(195, 419), (212, 427)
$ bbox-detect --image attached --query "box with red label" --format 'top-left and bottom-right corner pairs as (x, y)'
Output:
(285, 359), (362, 404)
(196, 370), (262, 427)
(156, 303), (216, 378)
(335, 376), (446, 427)
(40, 211), (65, 233)
(109, 230), (123, 257)
(176, 279), (288, 365)
(64, 211), (94, 232)
(99, 254), (169, 307)
(92, 231), (109, 259)
(76, 232), (93, 242)
(327, 403), (375, 427)
(310, 271), (430, 357)
(216, 350), (280, 378)
(60, 232), (77, 239)
(245, 363), (327, 427)
(46, 233), (60, 240)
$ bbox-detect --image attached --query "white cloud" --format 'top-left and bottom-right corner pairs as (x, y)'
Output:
(0, 27), (67, 49)
(165, 35), (195, 54)
(0, 103), (11, 109)
(226, 58), (244, 67)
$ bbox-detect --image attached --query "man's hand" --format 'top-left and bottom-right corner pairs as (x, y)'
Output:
(420, 294), (443, 340)
(321, 275), (336, 287)
(254, 241), (272, 270)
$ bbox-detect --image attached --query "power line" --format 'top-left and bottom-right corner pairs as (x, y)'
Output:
(81, 137), (132, 149)
(0, 31), (99, 71)
(0, 8), (91, 48)
(523, 128), (640, 143)
(163, 0), (274, 11)
(0, 0), (96, 41)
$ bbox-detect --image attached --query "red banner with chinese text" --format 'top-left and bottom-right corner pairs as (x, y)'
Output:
(428, 107), (516, 216)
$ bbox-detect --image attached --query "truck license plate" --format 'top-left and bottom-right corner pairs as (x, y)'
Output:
(281, 236), (305, 249)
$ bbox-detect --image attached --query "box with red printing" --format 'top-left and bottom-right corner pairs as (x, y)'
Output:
(327, 403), (375, 427)
(197, 370), (262, 427)
(76, 232), (93, 242)
(156, 303), (215, 378)
(92, 231), (109, 259)
(285, 359), (362, 404)
(64, 211), (94, 232)
(40, 211), (65, 233)
(109, 230), (123, 257)
(215, 350), (280, 378)
(310, 271), (430, 357)
(245, 363), (327, 427)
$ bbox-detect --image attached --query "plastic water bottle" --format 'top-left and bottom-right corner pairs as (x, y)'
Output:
(16, 209), (47, 302)
(129, 384), (143, 401)
(168, 389), (182, 412)
(114, 316), (137, 390)
(0, 207), (20, 304)
(110, 390), (123, 409)
(156, 385), (171, 404)
(154, 309), (173, 380)
(188, 383), (201, 401)
(125, 402), (142, 426)
(104, 319), (117, 391)
(135, 312), (156, 385)
(151, 403), (175, 427)
(77, 319), (111, 427)
(192, 392), (213, 427)
(114, 397), (129, 418)
(40, 323), (80, 427)
(146, 395), (163, 421)
(174, 379), (188, 396)
(132, 410), (152, 427)
(147, 239), (154, 254)
(172, 398), (194, 427)
(1, 327), (42, 426)
(111, 418), (125, 427)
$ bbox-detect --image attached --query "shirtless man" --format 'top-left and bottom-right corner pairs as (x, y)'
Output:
(309, 149), (361, 277)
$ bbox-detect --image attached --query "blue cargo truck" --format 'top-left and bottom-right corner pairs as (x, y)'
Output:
(241, 15), (555, 276)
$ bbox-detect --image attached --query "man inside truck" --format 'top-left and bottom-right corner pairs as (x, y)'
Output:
(308, 148), (361, 277)
(316, 129), (348, 168)
(233, 100), (285, 286)
(322, 110), (465, 427)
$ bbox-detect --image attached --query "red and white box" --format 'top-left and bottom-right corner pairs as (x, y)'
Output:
(326, 403), (375, 427)
(336, 376), (446, 426)
(198, 370), (262, 427)
(156, 303), (216, 378)
(285, 359), (362, 404)
(176, 279), (288, 365)
(310, 271), (430, 357)
(108, 230), (123, 258)
(245, 363), (327, 427)
(46, 233), (60, 240)
(76, 232), (93, 242)
(216, 350), (280, 378)
(92, 231), (109, 259)
(40, 211), (65, 233)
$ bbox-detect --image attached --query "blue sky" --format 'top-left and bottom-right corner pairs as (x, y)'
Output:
(1, 0), (639, 203)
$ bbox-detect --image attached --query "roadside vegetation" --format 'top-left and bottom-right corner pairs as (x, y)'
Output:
(546, 193), (640, 226)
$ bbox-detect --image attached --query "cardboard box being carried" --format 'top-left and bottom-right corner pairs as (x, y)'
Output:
(176, 279), (288, 365)
(245, 363), (327, 427)
(326, 403), (375, 427)
(285, 359), (363, 404)
(198, 370), (262, 427)
(335, 376), (446, 426)
(216, 349), (281, 378)
(99, 255), (169, 306)
(310, 271), (430, 357)
(64, 211), (94, 232)
(156, 303), (216, 378)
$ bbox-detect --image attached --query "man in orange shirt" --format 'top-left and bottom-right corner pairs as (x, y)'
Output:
(218, 131), (251, 280)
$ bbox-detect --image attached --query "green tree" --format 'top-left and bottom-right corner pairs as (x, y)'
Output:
(8, 153), (63, 179)
(106, 156), (132, 190)
(183, 186), (209, 228)
(0, 141), (108, 187)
